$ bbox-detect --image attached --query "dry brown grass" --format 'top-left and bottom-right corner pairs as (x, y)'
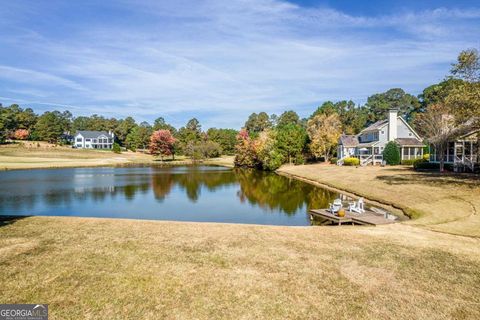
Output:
(0, 143), (235, 170)
(278, 164), (480, 237)
(0, 216), (479, 319)
(0, 143), (152, 170)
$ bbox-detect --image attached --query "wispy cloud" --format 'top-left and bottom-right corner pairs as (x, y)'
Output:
(0, 0), (479, 128)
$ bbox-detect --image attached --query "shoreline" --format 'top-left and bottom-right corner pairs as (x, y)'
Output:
(276, 169), (408, 220)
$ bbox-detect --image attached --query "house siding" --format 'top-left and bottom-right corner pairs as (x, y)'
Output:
(337, 111), (423, 165)
(74, 131), (115, 149)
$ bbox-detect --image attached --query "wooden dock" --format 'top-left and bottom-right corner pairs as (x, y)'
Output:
(309, 208), (396, 226)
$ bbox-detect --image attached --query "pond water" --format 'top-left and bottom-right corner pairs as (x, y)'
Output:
(0, 165), (340, 226)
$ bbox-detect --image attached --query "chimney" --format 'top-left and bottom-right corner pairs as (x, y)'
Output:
(388, 109), (398, 141)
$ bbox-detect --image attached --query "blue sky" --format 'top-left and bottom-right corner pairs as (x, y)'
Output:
(0, 0), (479, 129)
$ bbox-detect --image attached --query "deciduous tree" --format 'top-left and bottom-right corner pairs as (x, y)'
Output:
(415, 104), (478, 172)
(13, 129), (29, 140)
(234, 129), (258, 167)
(307, 113), (342, 162)
(149, 130), (176, 160)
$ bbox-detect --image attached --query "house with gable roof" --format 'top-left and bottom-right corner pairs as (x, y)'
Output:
(337, 109), (424, 165)
(73, 130), (115, 149)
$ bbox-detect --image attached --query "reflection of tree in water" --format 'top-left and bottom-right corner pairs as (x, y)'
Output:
(151, 166), (237, 202)
(151, 173), (175, 201)
(235, 168), (338, 215)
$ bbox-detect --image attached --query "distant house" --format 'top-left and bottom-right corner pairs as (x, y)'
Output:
(337, 109), (424, 165)
(74, 131), (115, 149)
(429, 129), (479, 172)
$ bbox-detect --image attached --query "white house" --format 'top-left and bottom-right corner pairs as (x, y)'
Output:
(337, 109), (424, 165)
(74, 131), (115, 149)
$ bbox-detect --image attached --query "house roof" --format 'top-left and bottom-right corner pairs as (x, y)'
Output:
(338, 135), (358, 147)
(395, 138), (423, 146)
(359, 120), (388, 133)
(357, 141), (380, 148)
(76, 131), (112, 139)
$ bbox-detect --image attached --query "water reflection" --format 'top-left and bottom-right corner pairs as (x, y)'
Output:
(0, 166), (339, 226)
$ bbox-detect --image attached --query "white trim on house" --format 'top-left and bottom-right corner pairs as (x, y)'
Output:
(74, 131), (115, 149)
(337, 109), (424, 165)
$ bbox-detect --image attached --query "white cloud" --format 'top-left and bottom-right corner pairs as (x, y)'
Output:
(0, 0), (479, 128)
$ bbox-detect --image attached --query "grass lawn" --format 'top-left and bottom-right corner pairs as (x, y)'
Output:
(1, 154), (479, 318)
(1, 216), (479, 319)
(278, 164), (480, 237)
(0, 143), (233, 170)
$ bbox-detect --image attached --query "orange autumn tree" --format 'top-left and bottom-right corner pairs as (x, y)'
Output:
(149, 130), (176, 161)
(13, 129), (29, 140)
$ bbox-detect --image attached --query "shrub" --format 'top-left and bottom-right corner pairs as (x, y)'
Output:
(423, 153), (430, 161)
(294, 154), (305, 165)
(329, 157), (338, 164)
(262, 149), (285, 171)
(112, 142), (121, 153)
(202, 141), (223, 158)
(383, 141), (400, 165)
(343, 157), (360, 166)
(414, 159), (453, 171)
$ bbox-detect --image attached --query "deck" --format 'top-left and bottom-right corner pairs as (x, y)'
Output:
(309, 208), (396, 226)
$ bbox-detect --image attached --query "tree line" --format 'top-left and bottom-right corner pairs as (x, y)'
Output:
(1, 48), (478, 166)
(235, 48), (480, 170)
(0, 108), (238, 158)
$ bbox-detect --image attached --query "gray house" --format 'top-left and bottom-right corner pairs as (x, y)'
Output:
(74, 131), (115, 149)
(337, 109), (424, 165)
(429, 129), (479, 172)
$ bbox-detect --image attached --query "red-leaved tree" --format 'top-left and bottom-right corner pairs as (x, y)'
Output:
(13, 129), (29, 140)
(149, 130), (176, 160)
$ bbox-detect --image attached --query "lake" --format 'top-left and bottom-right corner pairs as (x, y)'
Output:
(0, 165), (340, 226)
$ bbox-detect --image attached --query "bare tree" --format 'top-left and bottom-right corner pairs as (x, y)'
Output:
(415, 104), (479, 172)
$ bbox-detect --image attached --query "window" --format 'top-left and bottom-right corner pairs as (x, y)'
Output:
(381, 130), (384, 134)
(373, 132), (379, 141)
(408, 133), (412, 136)
(86, 139), (91, 142)
(93, 139), (97, 143)
(76, 138), (82, 142)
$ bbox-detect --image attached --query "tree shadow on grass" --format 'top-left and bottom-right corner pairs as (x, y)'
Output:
(376, 172), (480, 189)
(0, 216), (30, 228)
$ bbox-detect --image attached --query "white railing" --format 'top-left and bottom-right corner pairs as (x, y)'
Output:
(360, 155), (373, 166)
(454, 156), (475, 172)
(373, 155), (383, 165)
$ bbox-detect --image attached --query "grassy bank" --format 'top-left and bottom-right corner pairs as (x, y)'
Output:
(0, 143), (234, 170)
(1, 216), (479, 319)
(278, 164), (480, 237)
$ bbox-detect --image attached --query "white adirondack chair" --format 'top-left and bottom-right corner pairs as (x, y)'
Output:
(329, 199), (343, 214)
(348, 198), (365, 214)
